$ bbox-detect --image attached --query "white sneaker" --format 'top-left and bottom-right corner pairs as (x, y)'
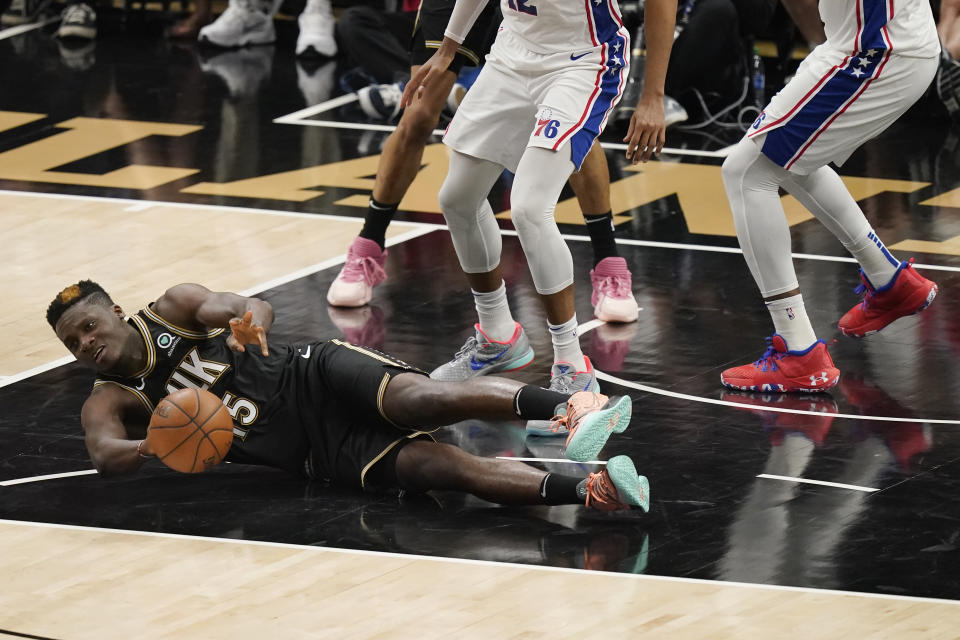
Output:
(664, 95), (689, 128)
(357, 82), (404, 120)
(199, 0), (275, 48)
(296, 0), (336, 58)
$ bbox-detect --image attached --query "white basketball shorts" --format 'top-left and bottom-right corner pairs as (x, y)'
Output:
(746, 43), (937, 175)
(443, 29), (629, 172)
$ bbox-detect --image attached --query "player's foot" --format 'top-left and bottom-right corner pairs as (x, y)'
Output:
(552, 391), (631, 461)
(838, 259), (937, 337)
(199, 0), (275, 48)
(357, 81), (405, 121)
(583, 455), (649, 512)
(58, 3), (97, 39)
(327, 237), (387, 307)
(525, 357), (600, 436)
(721, 335), (840, 393)
(295, 0), (336, 58)
(429, 322), (534, 381)
(590, 257), (639, 323)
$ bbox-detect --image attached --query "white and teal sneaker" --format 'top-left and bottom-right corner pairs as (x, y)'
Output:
(585, 455), (650, 512)
(525, 357), (600, 436)
(429, 322), (534, 381)
(560, 391), (632, 461)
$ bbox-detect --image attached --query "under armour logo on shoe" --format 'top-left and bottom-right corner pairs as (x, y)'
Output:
(810, 371), (830, 384)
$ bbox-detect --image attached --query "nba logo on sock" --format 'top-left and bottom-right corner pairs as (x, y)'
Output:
(786, 307), (795, 320)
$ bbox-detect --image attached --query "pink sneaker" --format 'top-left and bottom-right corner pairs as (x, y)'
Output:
(590, 257), (639, 323)
(327, 237), (387, 307)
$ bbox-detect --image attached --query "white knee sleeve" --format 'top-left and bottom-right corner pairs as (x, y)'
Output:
(438, 150), (505, 274)
(721, 138), (799, 297)
(510, 147), (575, 295)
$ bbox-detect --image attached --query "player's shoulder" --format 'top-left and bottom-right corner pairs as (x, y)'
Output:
(151, 283), (209, 330)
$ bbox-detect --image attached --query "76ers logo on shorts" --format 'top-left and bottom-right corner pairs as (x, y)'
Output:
(534, 107), (560, 139)
(751, 111), (766, 130)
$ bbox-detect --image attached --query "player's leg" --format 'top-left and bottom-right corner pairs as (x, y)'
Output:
(568, 143), (640, 323)
(719, 138), (840, 393)
(511, 146), (600, 391)
(429, 149), (538, 379)
(395, 441), (649, 511)
(326, 68), (457, 308)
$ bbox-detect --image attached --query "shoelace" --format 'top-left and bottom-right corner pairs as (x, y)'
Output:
(595, 274), (631, 299)
(584, 470), (621, 510)
(340, 255), (386, 286)
(753, 337), (784, 372)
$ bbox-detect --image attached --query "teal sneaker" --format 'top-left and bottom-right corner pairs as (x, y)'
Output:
(585, 455), (650, 512)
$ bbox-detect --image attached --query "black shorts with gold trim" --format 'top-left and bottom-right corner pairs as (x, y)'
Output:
(304, 339), (432, 494)
(411, 0), (500, 73)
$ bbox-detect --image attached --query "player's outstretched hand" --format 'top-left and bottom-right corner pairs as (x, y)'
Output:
(228, 310), (269, 356)
(401, 48), (456, 108)
(623, 94), (666, 164)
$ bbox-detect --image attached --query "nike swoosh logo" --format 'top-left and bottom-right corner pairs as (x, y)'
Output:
(300, 345), (311, 359)
(469, 347), (508, 371)
(570, 51), (590, 61)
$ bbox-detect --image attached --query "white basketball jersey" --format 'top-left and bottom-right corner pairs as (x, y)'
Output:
(819, 0), (938, 58)
(498, 0), (627, 54)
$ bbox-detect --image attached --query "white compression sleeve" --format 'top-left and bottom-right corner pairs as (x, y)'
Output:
(443, 0), (489, 43)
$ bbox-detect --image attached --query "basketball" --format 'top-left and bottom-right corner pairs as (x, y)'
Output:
(147, 388), (234, 473)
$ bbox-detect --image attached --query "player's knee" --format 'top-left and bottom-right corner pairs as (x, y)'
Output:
(508, 194), (546, 238)
(721, 140), (757, 189)
(395, 103), (441, 144)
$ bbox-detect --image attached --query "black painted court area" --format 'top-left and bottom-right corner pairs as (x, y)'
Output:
(2, 11), (960, 603)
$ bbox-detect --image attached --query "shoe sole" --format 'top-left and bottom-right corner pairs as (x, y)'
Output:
(58, 26), (96, 39)
(564, 395), (631, 461)
(839, 284), (938, 338)
(606, 455), (650, 512)
(720, 370), (840, 394)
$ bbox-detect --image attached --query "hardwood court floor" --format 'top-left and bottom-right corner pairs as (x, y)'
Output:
(2, 8), (960, 639)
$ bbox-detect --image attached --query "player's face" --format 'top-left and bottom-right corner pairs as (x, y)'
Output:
(55, 301), (132, 374)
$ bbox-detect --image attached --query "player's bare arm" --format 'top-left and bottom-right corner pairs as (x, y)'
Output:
(152, 283), (274, 356)
(401, 0), (488, 107)
(623, 0), (677, 164)
(80, 383), (151, 476)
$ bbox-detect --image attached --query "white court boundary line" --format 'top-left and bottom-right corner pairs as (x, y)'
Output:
(273, 94), (730, 158)
(2, 518), (958, 607)
(756, 474), (878, 492)
(0, 15), (58, 40)
(0, 469), (97, 486)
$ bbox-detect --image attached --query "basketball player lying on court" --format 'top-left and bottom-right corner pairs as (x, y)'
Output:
(47, 280), (648, 512)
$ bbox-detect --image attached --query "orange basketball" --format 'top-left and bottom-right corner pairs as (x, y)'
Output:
(148, 388), (234, 473)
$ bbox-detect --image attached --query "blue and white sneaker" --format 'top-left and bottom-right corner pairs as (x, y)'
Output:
(429, 323), (534, 381)
(526, 357), (600, 436)
(357, 81), (405, 121)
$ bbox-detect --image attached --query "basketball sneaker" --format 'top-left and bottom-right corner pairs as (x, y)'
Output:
(295, 0), (336, 58)
(525, 357), (600, 436)
(429, 323), (534, 381)
(721, 335), (840, 393)
(838, 259), (937, 338)
(583, 455), (649, 512)
(199, 0), (275, 48)
(357, 82), (405, 121)
(590, 257), (639, 323)
(327, 237), (387, 307)
(556, 391), (631, 461)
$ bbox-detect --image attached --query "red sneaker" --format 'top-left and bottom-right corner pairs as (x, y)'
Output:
(838, 259), (937, 337)
(721, 335), (840, 393)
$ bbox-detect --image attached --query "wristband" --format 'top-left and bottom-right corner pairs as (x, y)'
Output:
(137, 439), (156, 460)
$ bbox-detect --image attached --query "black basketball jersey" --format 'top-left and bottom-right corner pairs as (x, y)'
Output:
(95, 306), (314, 475)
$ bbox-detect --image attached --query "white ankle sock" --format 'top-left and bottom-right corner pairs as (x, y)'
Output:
(844, 228), (899, 288)
(548, 316), (587, 371)
(473, 282), (515, 342)
(765, 294), (818, 351)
